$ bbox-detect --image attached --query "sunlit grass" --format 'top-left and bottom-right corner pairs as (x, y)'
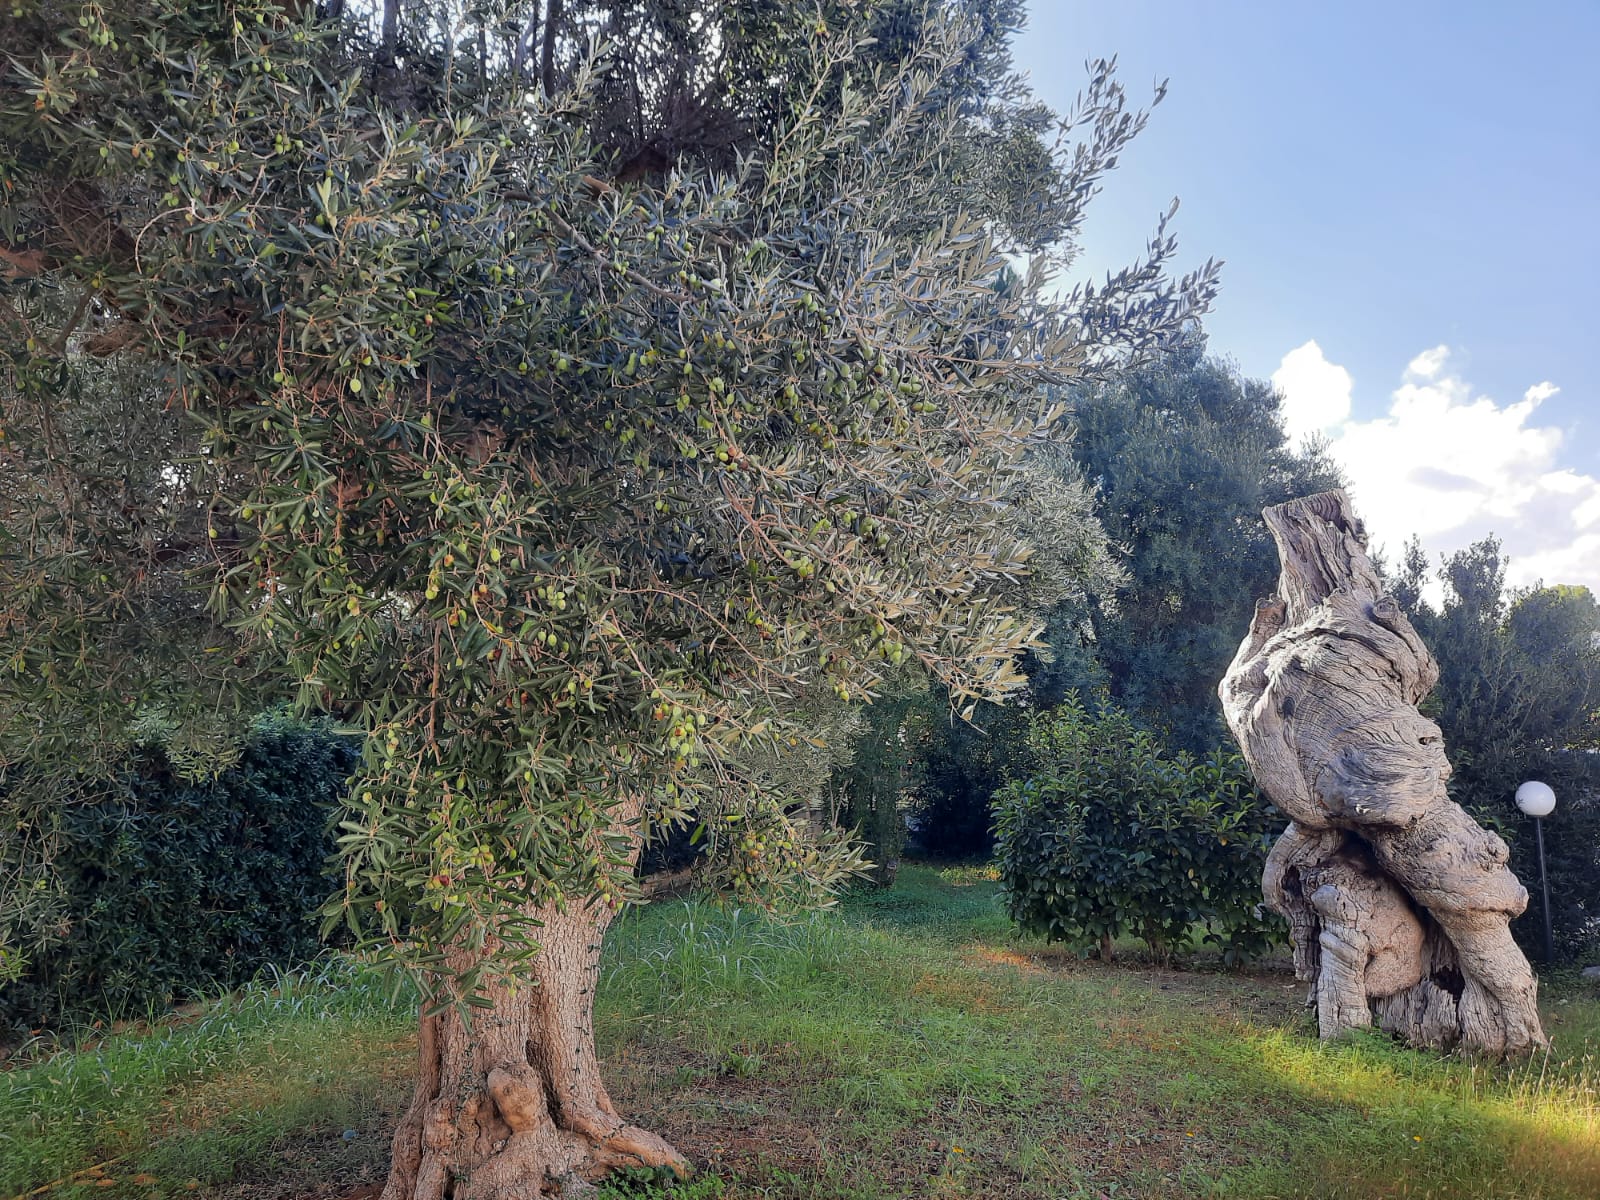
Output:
(594, 869), (1600, 1199)
(0, 959), (415, 1200)
(2, 866), (1596, 1199)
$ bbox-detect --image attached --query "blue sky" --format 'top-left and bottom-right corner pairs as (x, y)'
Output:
(1016, 1), (1599, 593)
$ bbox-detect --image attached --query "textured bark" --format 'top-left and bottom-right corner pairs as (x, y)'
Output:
(381, 899), (686, 1200)
(1220, 490), (1545, 1055)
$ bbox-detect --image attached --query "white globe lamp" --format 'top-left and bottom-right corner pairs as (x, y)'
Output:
(1515, 780), (1556, 818)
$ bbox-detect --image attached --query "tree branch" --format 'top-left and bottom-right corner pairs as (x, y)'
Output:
(0, 244), (49, 278)
(511, 7), (539, 82)
(540, 0), (563, 97)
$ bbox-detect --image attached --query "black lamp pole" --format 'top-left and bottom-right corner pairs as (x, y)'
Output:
(1535, 814), (1554, 966)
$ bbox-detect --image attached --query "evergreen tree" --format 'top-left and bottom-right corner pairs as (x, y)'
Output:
(1391, 538), (1600, 959)
(1, 2), (1214, 1193)
(1048, 336), (1344, 751)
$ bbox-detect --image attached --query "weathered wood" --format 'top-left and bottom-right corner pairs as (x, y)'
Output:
(380, 796), (686, 1200)
(379, 898), (688, 1200)
(1220, 490), (1545, 1055)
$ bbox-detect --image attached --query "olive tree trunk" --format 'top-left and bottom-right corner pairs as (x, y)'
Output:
(1219, 490), (1545, 1055)
(381, 901), (685, 1200)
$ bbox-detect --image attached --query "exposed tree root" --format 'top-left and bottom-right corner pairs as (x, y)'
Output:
(380, 899), (687, 1200)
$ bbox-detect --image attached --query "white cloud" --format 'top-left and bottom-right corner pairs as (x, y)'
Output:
(1407, 344), (1450, 379)
(1271, 343), (1600, 596)
(1271, 340), (1352, 445)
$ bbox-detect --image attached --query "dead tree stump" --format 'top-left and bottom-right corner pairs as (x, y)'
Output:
(1219, 490), (1545, 1055)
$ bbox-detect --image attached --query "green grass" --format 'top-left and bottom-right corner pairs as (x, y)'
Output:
(3, 866), (1598, 1200)
(0, 959), (417, 1200)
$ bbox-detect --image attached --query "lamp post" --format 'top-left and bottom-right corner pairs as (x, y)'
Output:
(1515, 780), (1556, 965)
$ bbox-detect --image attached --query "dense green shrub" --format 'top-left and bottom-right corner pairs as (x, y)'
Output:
(0, 718), (356, 1034)
(993, 697), (1281, 964)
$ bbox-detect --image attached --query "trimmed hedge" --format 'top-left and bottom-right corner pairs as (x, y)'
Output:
(0, 720), (356, 1034)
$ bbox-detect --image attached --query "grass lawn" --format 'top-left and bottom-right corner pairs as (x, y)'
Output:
(2, 865), (1596, 1200)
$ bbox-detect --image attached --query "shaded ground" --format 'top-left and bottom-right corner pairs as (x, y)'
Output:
(3, 867), (1597, 1200)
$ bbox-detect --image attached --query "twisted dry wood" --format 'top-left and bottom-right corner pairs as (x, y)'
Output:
(381, 798), (686, 1200)
(1219, 490), (1545, 1055)
(380, 898), (687, 1200)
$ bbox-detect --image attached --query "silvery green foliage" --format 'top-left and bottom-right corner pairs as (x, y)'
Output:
(1, 1), (1216, 993)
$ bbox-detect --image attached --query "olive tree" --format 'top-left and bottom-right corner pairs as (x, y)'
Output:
(1, 2), (1215, 1194)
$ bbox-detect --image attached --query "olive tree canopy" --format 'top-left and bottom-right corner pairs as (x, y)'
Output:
(1, 2), (1215, 1192)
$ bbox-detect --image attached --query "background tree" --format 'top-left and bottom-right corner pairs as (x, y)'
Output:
(1389, 537), (1600, 960)
(905, 698), (1024, 859)
(829, 683), (930, 885)
(906, 440), (1117, 861)
(1044, 335), (1344, 750)
(0, 2), (1214, 1195)
(903, 337), (1342, 859)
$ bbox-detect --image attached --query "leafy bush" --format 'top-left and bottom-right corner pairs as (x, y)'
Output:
(0, 717), (356, 1034)
(993, 697), (1281, 964)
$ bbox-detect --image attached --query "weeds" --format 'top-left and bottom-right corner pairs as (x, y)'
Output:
(0, 956), (413, 1199)
(2, 868), (1597, 1200)
(596, 1169), (727, 1199)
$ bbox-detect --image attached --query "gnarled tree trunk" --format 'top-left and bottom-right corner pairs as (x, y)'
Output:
(1220, 490), (1545, 1055)
(382, 900), (685, 1200)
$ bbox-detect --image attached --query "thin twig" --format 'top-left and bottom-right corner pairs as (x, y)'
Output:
(52, 289), (95, 356)
(7, 1157), (126, 1200)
